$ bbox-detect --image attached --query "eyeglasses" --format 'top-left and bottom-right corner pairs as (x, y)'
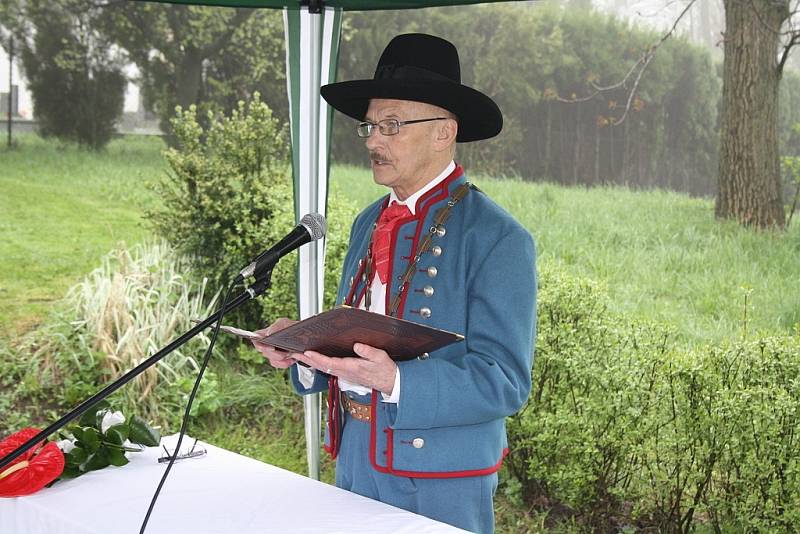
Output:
(357, 117), (448, 138)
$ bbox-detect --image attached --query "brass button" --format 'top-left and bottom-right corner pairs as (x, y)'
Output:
(412, 438), (425, 449)
(349, 276), (354, 287)
(420, 307), (432, 318)
(426, 266), (438, 278)
(423, 285), (434, 297)
(435, 225), (446, 238)
(431, 245), (442, 257)
(419, 352), (430, 360)
(358, 258), (364, 267)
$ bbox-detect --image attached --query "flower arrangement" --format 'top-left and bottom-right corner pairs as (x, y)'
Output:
(57, 400), (161, 480)
(0, 401), (161, 497)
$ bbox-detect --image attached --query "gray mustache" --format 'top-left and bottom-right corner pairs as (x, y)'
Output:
(369, 152), (390, 164)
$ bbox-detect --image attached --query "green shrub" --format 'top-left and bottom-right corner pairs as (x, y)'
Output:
(507, 265), (800, 531)
(148, 94), (355, 330)
(704, 336), (800, 531)
(507, 265), (669, 529)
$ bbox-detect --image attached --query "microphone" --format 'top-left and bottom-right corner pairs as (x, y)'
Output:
(235, 213), (327, 283)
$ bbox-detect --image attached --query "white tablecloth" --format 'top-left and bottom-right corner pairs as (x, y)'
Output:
(0, 435), (467, 534)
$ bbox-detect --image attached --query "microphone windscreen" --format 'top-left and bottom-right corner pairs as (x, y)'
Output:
(300, 213), (327, 241)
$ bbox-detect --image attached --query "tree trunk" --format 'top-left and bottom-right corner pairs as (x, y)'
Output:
(573, 105), (581, 185)
(621, 115), (628, 185)
(544, 103), (552, 180)
(716, 0), (787, 229)
(176, 47), (203, 111)
(594, 122), (600, 185)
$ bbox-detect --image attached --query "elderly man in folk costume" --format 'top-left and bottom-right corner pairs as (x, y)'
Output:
(254, 33), (537, 533)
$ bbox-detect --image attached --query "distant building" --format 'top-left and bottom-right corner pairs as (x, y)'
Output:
(0, 47), (160, 134)
(0, 46), (33, 121)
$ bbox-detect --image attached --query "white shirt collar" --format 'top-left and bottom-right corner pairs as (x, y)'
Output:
(389, 160), (456, 215)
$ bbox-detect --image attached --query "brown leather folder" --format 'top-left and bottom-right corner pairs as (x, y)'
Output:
(254, 306), (463, 361)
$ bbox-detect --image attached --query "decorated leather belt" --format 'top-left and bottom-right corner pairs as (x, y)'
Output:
(341, 393), (371, 422)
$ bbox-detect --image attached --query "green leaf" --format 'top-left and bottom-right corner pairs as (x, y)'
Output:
(108, 448), (129, 467)
(78, 400), (110, 428)
(82, 449), (110, 472)
(105, 424), (129, 446)
(77, 427), (102, 452)
(59, 465), (81, 479)
(71, 427), (85, 443)
(65, 445), (87, 466)
(128, 415), (161, 447)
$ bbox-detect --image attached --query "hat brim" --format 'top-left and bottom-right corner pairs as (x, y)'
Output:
(320, 78), (502, 143)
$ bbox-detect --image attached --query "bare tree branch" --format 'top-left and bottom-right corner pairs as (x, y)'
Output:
(557, 0), (697, 127)
(778, 30), (800, 73)
(555, 59), (642, 104)
(634, 0), (689, 20)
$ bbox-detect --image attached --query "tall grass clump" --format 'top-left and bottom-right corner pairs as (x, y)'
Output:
(1, 242), (221, 433)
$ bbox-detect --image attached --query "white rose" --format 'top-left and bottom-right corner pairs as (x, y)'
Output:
(56, 439), (76, 454)
(100, 410), (126, 434)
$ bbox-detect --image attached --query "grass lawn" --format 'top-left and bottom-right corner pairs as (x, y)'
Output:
(0, 135), (164, 338)
(482, 178), (800, 343)
(333, 165), (800, 344)
(3, 136), (799, 342)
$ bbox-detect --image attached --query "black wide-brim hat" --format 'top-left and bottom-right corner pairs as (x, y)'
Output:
(321, 33), (502, 143)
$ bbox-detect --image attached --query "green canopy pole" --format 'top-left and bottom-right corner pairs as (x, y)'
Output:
(284, 4), (342, 481)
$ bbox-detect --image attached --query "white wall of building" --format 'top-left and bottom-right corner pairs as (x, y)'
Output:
(0, 46), (34, 120)
(0, 46), (142, 120)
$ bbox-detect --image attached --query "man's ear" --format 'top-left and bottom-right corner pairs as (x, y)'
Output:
(434, 119), (458, 152)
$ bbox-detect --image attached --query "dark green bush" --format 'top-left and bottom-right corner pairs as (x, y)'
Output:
(148, 94), (356, 328)
(17, 0), (126, 150)
(507, 265), (800, 532)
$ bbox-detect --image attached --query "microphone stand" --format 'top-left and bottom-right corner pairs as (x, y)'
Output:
(0, 272), (273, 471)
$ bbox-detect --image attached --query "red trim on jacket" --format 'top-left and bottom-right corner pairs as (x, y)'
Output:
(367, 391), (508, 478)
(323, 376), (341, 458)
(413, 164), (464, 213)
(388, 164), (464, 317)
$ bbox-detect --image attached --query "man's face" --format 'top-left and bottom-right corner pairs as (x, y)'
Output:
(363, 99), (445, 199)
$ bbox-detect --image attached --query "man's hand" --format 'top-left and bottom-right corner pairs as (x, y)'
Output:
(251, 318), (302, 369)
(294, 343), (398, 396)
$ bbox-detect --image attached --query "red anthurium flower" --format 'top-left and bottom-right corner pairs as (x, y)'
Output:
(0, 428), (65, 497)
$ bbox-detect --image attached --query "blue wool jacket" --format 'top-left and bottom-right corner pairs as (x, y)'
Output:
(291, 166), (536, 477)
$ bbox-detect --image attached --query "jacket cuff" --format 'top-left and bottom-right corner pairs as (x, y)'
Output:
(392, 359), (439, 429)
